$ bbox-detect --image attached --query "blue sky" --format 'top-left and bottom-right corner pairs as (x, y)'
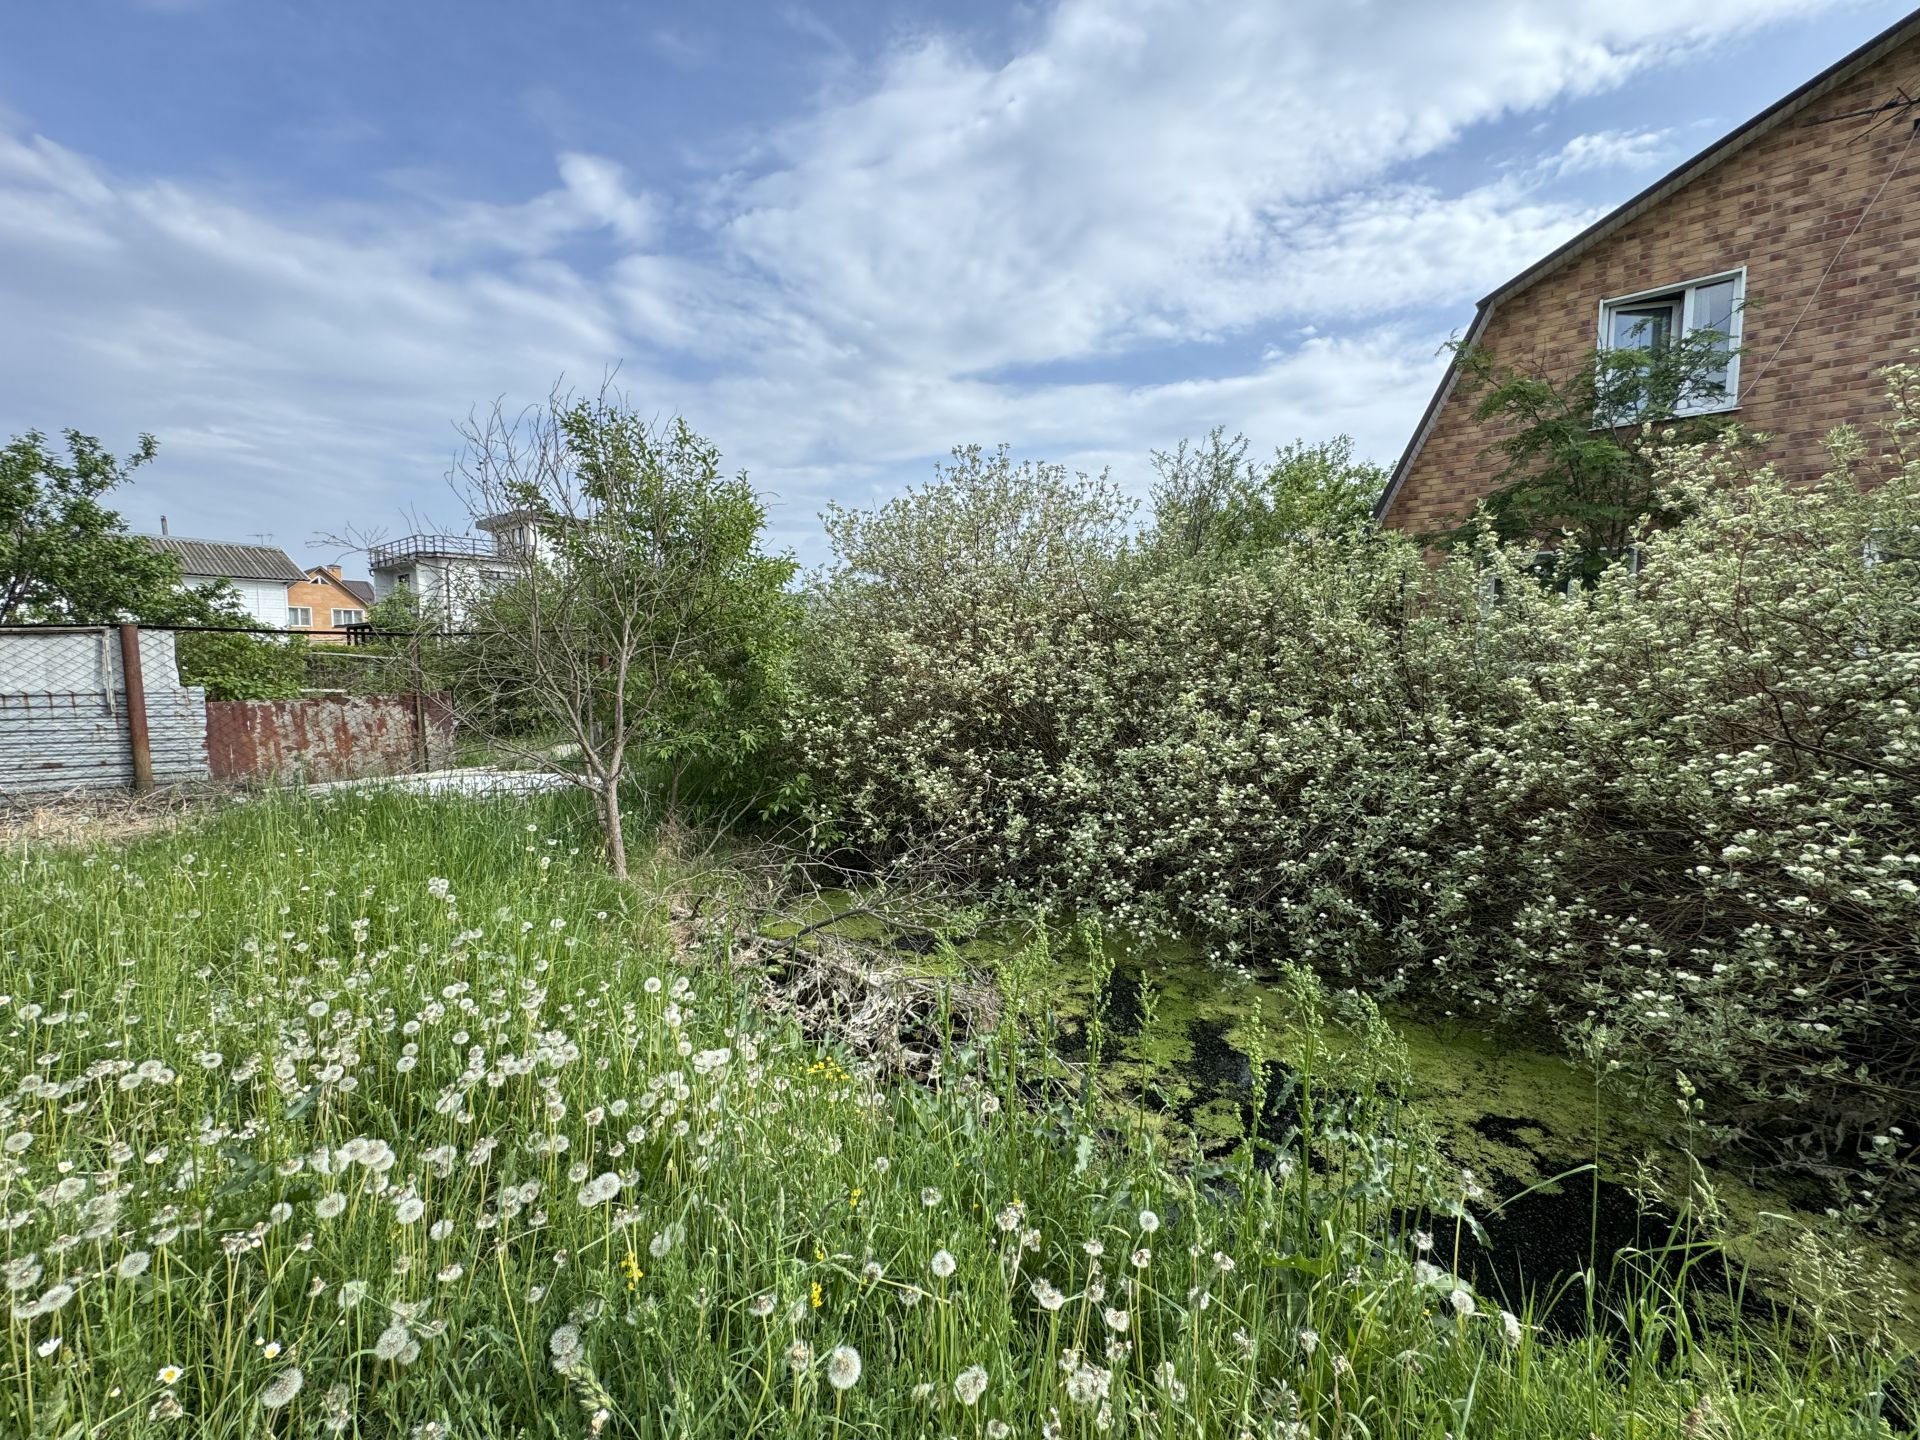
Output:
(1, 0), (1911, 568)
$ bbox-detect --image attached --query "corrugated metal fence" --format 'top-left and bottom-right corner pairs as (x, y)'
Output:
(205, 693), (454, 785)
(0, 625), (456, 800)
(0, 627), (209, 795)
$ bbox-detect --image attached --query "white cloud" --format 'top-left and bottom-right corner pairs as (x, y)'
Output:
(0, 0), (1850, 561)
(1548, 127), (1675, 176)
(715, 0), (1835, 369)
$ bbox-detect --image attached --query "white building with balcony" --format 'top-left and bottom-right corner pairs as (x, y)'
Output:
(367, 512), (548, 624)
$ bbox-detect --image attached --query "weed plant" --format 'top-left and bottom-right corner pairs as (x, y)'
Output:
(0, 792), (1906, 1436)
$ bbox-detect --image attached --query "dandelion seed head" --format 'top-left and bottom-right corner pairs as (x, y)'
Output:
(260, 1368), (304, 1409)
(826, 1344), (862, 1390)
(954, 1364), (989, 1407)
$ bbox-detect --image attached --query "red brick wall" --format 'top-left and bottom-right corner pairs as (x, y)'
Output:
(1382, 33), (1920, 536)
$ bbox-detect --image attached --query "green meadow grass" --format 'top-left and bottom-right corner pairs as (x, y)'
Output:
(0, 790), (1907, 1438)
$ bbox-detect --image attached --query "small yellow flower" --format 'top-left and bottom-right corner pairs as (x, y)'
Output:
(848, 1187), (862, 1211)
(810, 1280), (824, 1310)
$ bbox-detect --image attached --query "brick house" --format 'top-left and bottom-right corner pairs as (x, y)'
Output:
(1375, 11), (1920, 538)
(286, 564), (376, 642)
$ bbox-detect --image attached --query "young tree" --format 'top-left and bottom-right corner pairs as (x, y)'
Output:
(1145, 428), (1381, 565)
(1429, 327), (1747, 585)
(1, 428), (230, 625)
(447, 387), (797, 878)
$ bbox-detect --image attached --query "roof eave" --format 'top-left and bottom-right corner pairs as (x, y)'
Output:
(1374, 6), (1920, 525)
(1372, 301), (1493, 523)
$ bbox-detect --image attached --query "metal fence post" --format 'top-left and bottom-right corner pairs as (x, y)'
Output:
(410, 633), (429, 772)
(118, 623), (155, 793)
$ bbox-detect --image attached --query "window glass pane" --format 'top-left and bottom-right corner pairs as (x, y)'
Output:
(1610, 303), (1675, 352)
(1688, 277), (1737, 399)
(1691, 278), (1737, 338)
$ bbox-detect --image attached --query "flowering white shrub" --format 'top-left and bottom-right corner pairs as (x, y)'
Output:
(796, 367), (1920, 1164)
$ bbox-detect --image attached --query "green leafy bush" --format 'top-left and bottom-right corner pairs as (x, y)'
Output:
(795, 367), (1920, 1173)
(175, 629), (311, 702)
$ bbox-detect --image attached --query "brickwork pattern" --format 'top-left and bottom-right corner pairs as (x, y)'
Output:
(287, 567), (372, 642)
(1383, 35), (1920, 536)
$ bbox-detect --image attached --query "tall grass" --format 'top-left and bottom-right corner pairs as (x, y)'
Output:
(0, 791), (1906, 1437)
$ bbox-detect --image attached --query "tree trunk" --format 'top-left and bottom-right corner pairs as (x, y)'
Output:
(599, 775), (629, 881)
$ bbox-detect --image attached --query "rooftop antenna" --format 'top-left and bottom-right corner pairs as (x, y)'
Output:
(1806, 85), (1920, 144)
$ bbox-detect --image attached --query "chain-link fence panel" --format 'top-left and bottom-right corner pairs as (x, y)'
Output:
(0, 624), (458, 798)
(0, 626), (207, 797)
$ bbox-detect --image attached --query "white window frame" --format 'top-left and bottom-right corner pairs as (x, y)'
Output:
(286, 606), (313, 627)
(331, 607), (365, 627)
(1596, 266), (1745, 417)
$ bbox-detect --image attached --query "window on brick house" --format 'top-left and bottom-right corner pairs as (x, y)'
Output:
(1480, 546), (1643, 605)
(287, 606), (313, 627)
(331, 608), (365, 627)
(1598, 269), (1744, 416)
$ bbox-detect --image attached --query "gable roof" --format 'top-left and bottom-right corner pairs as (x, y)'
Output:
(1374, 7), (1920, 524)
(299, 566), (376, 607)
(146, 535), (306, 583)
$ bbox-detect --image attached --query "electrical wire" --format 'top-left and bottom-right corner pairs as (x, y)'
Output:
(1738, 118), (1920, 403)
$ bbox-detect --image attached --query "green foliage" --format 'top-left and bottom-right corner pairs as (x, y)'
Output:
(451, 395), (799, 862)
(795, 364), (1920, 1176)
(1144, 429), (1381, 566)
(0, 428), (229, 625)
(174, 629), (311, 701)
(800, 445), (1134, 846)
(363, 586), (431, 639)
(554, 405), (800, 815)
(1431, 331), (1747, 587)
(0, 791), (1902, 1437)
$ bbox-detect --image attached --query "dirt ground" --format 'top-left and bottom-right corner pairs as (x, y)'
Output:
(0, 788), (207, 850)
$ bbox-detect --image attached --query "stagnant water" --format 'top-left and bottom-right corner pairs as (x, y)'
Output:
(768, 904), (1920, 1348)
(1048, 963), (1737, 1336)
